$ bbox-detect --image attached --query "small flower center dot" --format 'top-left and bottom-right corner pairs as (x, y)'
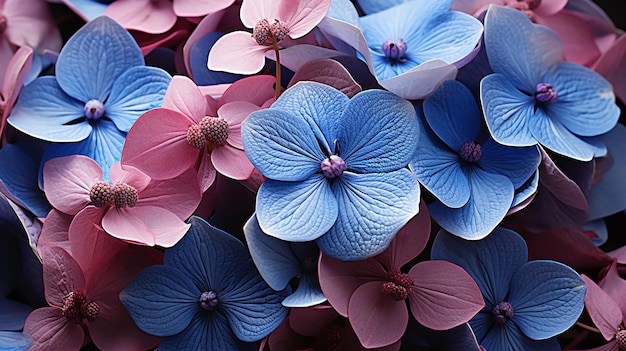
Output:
(90, 181), (115, 207)
(534, 83), (558, 104)
(252, 18), (288, 46)
(200, 291), (219, 310)
(62, 290), (99, 323)
(381, 269), (413, 301)
(616, 330), (626, 350)
(459, 141), (482, 163)
(84, 99), (105, 121)
(382, 39), (407, 65)
(112, 182), (138, 208)
(491, 301), (514, 324)
(199, 116), (229, 146)
(321, 155), (347, 178)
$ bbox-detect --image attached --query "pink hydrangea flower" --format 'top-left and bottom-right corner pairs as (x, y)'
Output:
(207, 0), (332, 74)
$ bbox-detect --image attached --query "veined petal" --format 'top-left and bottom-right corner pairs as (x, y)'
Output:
(43, 155), (101, 215)
(105, 66), (171, 132)
(23, 308), (84, 351)
(340, 89), (419, 173)
(162, 75), (209, 121)
(508, 260), (586, 340)
(256, 176), (337, 242)
(56, 16), (144, 102)
(157, 311), (239, 351)
(120, 265), (200, 337)
(478, 320), (562, 351)
(581, 275), (621, 341)
(317, 169), (420, 260)
(277, 0), (332, 39)
(242, 108), (326, 181)
(207, 31), (270, 75)
(218, 101), (260, 149)
(7, 77), (89, 143)
(40, 246), (86, 307)
(478, 140), (541, 189)
(212, 145), (255, 180)
(101, 208), (157, 247)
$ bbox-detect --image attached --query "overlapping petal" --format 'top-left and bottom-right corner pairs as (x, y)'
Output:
(207, 31), (271, 75)
(42, 155), (101, 215)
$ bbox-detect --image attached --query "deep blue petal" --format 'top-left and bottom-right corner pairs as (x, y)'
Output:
(190, 32), (246, 86)
(105, 66), (171, 132)
(478, 320), (562, 351)
(255, 176), (338, 242)
(0, 331), (32, 351)
(119, 265), (200, 337)
(431, 228), (528, 308)
(158, 311), (239, 351)
(0, 299), (33, 331)
(56, 16), (144, 102)
(508, 260), (586, 340)
(356, 0), (404, 14)
(340, 89), (419, 173)
(316, 169), (420, 260)
(478, 139), (541, 189)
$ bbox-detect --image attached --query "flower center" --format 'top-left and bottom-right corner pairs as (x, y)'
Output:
(84, 99), (105, 121)
(187, 117), (229, 150)
(459, 141), (482, 163)
(321, 155), (347, 178)
(89, 181), (115, 207)
(382, 39), (407, 65)
(199, 291), (219, 310)
(112, 182), (138, 208)
(534, 83), (558, 104)
(380, 269), (413, 301)
(491, 301), (514, 324)
(0, 15), (7, 34)
(252, 18), (288, 46)
(62, 290), (99, 323)
(616, 330), (626, 350)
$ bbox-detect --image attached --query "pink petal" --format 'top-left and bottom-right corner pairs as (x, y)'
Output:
(135, 24), (191, 56)
(538, 11), (601, 66)
(268, 317), (311, 351)
(377, 202), (430, 270)
(211, 145), (255, 180)
(121, 108), (199, 181)
(37, 209), (72, 252)
(218, 75), (276, 108)
(319, 253), (386, 316)
(408, 260), (485, 331)
(343, 320), (401, 351)
(110, 162), (151, 193)
(207, 31), (271, 75)
(277, 0), (332, 39)
(40, 246), (86, 307)
(173, 0), (234, 17)
(348, 281), (408, 348)
(594, 34), (626, 105)
(1, 46), (32, 137)
(162, 75), (209, 122)
(43, 155), (102, 215)
(218, 101), (260, 149)
(534, 0), (567, 16)
(599, 261), (626, 321)
(24, 307), (85, 351)
(289, 305), (339, 337)
(239, 0), (281, 28)
(197, 151), (217, 192)
(199, 84), (232, 102)
(581, 275), (621, 341)
(105, 0), (177, 34)
(138, 168), (202, 219)
(3, 0), (63, 51)
(101, 208), (157, 246)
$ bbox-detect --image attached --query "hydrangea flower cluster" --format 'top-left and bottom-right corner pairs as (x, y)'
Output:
(0, 0), (625, 350)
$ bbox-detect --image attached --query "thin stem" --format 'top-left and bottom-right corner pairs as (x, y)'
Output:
(563, 330), (590, 350)
(272, 41), (281, 99)
(575, 321), (602, 334)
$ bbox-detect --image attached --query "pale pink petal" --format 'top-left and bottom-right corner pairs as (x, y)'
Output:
(110, 162), (151, 193)
(173, 0), (234, 17)
(1, 46), (32, 126)
(218, 101), (260, 149)
(581, 275), (621, 341)
(43, 155), (102, 215)
(199, 83), (232, 102)
(348, 281), (408, 348)
(121, 108), (199, 181)
(0, 38), (16, 101)
(128, 206), (191, 247)
(207, 31), (271, 75)
(594, 34), (626, 105)
(534, 0), (568, 17)
(197, 151), (217, 192)
(218, 75), (275, 108)
(37, 209), (72, 252)
(3, 0), (63, 51)
(599, 261), (626, 321)
(162, 75), (209, 122)
(277, 0), (331, 39)
(40, 246), (86, 307)
(138, 168), (202, 219)
(24, 307), (85, 351)
(240, 0), (281, 28)
(377, 202), (429, 270)
(538, 11), (601, 66)
(211, 145), (255, 180)
(105, 0), (176, 34)
(101, 208), (157, 246)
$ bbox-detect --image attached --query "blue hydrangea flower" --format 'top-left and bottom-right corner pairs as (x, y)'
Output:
(241, 81), (421, 261)
(120, 216), (289, 351)
(480, 5), (620, 161)
(431, 227), (587, 351)
(7, 16), (171, 181)
(410, 80), (541, 240)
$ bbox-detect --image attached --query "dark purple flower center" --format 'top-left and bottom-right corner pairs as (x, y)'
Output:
(62, 290), (99, 323)
(84, 99), (105, 121)
(200, 291), (219, 310)
(252, 18), (288, 46)
(491, 301), (514, 324)
(459, 141), (482, 163)
(534, 83), (558, 104)
(321, 155), (347, 178)
(381, 269), (413, 301)
(382, 39), (407, 65)
(616, 330), (626, 350)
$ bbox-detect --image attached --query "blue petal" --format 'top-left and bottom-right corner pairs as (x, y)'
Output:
(508, 260), (586, 340)
(270, 81), (348, 154)
(478, 139), (541, 189)
(255, 176), (338, 242)
(55, 16), (144, 102)
(511, 169), (539, 209)
(7, 77), (90, 143)
(0, 299), (33, 331)
(120, 265), (200, 337)
(340, 89), (419, 173)
(316, 169), (420, 260)
(424, 80), (481, 151)
(356, 0), (404, 14)
(105, 66), (171, 132)
(0, 331), (32, 351)
(544, 62), (620, 137)
(584, 218), (608, 246)
(39, 119), (126, 182)
(63, 0), (107, 21)
(480, 73), (537, 147)
(165, 216), (250, 293)
(190, 32), (246, 86)
(327, 0), (359, 25)
(0, 143), (51, 218)
(431, 228), (528, 308)
(477, 319), (562, 351)
(429, 168), (514, 240)
(410, 124), (470, 208)
(243, 215), (302, 290)
(242, 109), (326, 181)
(158, 311), (239, 351)
(221, 263), (289, 342)
(484, 5), (562, 90)
(281, 273), (326, 308)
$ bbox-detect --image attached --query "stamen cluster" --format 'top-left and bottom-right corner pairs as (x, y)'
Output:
(62, 290), (99, 323)
(381, 269), (413, 301)
(186, 117), (229, 149)
(89, 181), (138, 208)
(252, 18), (288, 46)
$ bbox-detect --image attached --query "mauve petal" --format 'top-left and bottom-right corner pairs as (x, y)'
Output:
(218, 101), (260, 149)
(1, 46), (33, 138)
(24, 308), (85, 351)
(598, 261), (626, 321)
(137, 168), (201, 219)
(162, 75), (207, 122)
(240, 0), (280, 28)
(218, 75), (276, 108)
(105, 0), (177, 34)
(594, 34), (626, 105)
(3, 0), (62, 51)
(289, 305), (339, 337)
(581, 275), (621, 341)
(43, 155), (101, 215)
(40, 246), (85, 307)
(348, 281), (408, 348)
(211, 146), (255, 180)
(37, 209), (72, 252)
(534, 0), (567, 16)
(377, 202), (430, 270)
(207, 31), (271, 75)
(109, 163), (151, 193)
